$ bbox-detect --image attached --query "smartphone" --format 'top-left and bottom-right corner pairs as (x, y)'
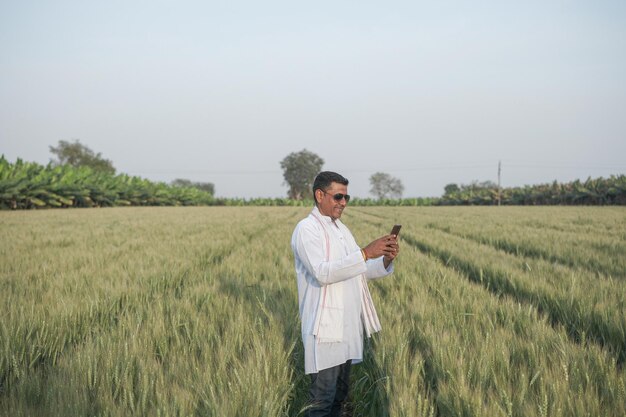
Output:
(390, 224), (402, 237)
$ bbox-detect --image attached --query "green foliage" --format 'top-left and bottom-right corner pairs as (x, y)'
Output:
(440, 176), (626, 205)
(444, 183), (460, 195)
(0, 156), (213, 209)
(280, 149), (324, 200)
(171, 178), (215, 196)
(3, 155), (624, 209)
(49, 139), (116, 175)
(351, 197), (438, 206)
(369, 172), (404, 199)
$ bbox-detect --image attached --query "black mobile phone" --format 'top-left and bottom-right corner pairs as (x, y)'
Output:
(390, 224), (402, 237)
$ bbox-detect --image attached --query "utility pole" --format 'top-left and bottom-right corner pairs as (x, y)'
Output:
(497, 160), (502, 206)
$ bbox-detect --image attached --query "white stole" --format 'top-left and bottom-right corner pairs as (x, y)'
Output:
(310, 212), (381, 343)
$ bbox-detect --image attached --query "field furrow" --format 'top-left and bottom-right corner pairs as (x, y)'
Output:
(368, 243), (626, 417)
(1, 206), (624, 416)
(400, 228), (625, 364)
(423, 221), (625, 280)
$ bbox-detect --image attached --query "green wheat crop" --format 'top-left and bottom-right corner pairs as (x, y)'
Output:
(1, 206), (624, 416)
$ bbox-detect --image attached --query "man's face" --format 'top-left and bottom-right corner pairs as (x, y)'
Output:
(316, 182), (349, 220)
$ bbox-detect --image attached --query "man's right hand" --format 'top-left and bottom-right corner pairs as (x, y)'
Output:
(362, 235), (398, 260)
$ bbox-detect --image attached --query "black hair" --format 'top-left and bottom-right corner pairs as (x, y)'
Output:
(312, 171), (349, 202)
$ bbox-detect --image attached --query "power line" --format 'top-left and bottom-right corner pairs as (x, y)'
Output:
(126, 164), (496, 176)
(126, 169), (280, 176)
(506, 164), (626, 170)
(125, 162), (625, 177)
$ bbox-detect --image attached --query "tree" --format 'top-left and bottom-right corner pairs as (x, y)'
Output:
(465, 180), (497, 191)
(49, 139), (115, 174)
(369, 172), (404, 199)
(171, 178), (215, 196)
(444, 183), (460, 196)
(280, 149), (324, 200)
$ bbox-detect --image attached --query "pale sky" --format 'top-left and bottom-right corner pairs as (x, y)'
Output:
(2, 0), (625, 198)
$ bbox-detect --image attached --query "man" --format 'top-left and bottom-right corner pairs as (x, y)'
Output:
(291, 171), (399, 417)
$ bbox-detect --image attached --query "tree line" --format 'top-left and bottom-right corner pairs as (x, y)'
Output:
(0, 157), (214, 209)
(3, 154), (623, 209)
(440, 176), (626, 205)
(280, 149), (405, 199)
(1, 141), (624, 209)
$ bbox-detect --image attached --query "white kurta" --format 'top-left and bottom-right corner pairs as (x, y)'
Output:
(291, 206), (393, 374)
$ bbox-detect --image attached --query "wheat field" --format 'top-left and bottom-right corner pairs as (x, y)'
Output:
(1, 206), (625, 416)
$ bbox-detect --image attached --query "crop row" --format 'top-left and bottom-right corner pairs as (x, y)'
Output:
(1, 207), (300, 415)
(348, 214), (626, 416)
(352, 206), (626, 279)
(420, 208), (625, 279)
(353, 208), (626, 363)
(1, 206), (625, 416)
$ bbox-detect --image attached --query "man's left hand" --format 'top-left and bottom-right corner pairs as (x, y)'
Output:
(383, 237), (399, 268)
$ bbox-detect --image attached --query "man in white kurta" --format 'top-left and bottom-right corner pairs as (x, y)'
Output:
(291, 171), (399, 417)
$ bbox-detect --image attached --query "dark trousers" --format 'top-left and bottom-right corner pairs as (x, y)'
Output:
(307, 360), (352, 417)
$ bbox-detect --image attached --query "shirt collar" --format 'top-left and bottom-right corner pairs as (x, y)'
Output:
(312, 206), (341, 227)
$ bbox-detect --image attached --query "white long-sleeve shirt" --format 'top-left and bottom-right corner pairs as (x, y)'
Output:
(291, 206), (393, 374)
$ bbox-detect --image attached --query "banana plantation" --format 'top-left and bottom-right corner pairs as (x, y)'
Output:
(1, 156), (625, 209)
(0, 157), (214, 209)
(440, 176), (626, 206)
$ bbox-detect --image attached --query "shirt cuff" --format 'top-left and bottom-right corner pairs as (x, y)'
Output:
(365, 256), (393, 279)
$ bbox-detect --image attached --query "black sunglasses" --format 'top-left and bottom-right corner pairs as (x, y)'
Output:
(322, 190), (351, 202)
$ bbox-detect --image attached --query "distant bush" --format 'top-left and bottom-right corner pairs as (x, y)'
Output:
(440, 176), (626, 206)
